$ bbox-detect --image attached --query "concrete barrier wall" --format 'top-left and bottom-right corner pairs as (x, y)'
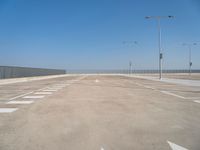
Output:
(0, 66), (66, 79)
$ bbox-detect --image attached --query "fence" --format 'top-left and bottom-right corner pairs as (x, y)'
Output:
(0, 66), (66, 79)
(66, 69), (200, 74)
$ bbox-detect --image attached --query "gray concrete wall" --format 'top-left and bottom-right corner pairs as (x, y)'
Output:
(0, 66), (66, 79)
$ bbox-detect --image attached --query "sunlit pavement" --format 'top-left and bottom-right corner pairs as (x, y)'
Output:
(0, 75), (200, 150)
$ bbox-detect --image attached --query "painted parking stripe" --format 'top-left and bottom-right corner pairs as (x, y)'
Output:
(143, 85), (156, 90)
(34, 92), (52, 95)
(42, 89), (58, 92)
(0, 108), (18, 113)
(7, 101), (33, 104)
(194, 100), (200, 103)
(185, 97), (200, 100)
(52, 85), (65, 88)
(52, 85), (66, 87)
(23, 95), (45, 99)
(9, 91), (34, 100)
(51, 86), (65, 88)
(46, 88), (62, 91)
(167, 141), (188, 150)
(47, 87), (63, 89)
(161, 91), (185, 99)
(48, 87), (63, 89)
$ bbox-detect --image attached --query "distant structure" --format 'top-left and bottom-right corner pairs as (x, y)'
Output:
(0, 66), (66, 79)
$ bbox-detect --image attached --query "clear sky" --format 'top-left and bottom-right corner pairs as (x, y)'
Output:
(0, 0), (200, 70)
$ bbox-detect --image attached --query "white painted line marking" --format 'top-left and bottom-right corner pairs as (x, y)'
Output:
(49, 87), (62, 89)
(143, 85), (151, 88)
(42, 89), (58, 92)
(54, 84), (66, 86)
(0, 108), (18, 113)
(7, 101), (33, 104)
(135, 83), (143, 86)
(167, 141), (188, 150)
(135, 83), (156, 90)
(161, 91), (185, 99)
(37, 87), (51, 91)
(46, 88), (62, 91)
(143, 85), (156, 90)
(185, 97), (200, 100)
(23, 95), (45, 99)
(9, 91), (34, 100)
(194, 100), (200, 103)
(34, 92), (52, 95)
(100, 147), (104, 150)
(51, 87), (65, 88)
(52, 85), (66, 87)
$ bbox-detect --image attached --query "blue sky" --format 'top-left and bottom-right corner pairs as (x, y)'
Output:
(0, 0), (200, 70)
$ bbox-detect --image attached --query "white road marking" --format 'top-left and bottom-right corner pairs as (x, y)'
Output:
(167, 141), (188, 150)
(9, 86), (51, 100)
(42, 89), (58, 92)
(6, 76), (84, 102)
(46, 88), (62, 91)
(7, 101), (33, 104)
(53, 84), (66, 86)
(0, 108), (18, 113)
(135, 83), (143, 86)
(194, 100), (200, 103)
(9, 91), (34, 100)
(135, 82), (156, 90)
(143, 85), (156, 90)
(100, 147), (104, 150)
(51, 84), (65, 86)
(136, 82), (199, 100)
(23, 95), (45, 99)
(34, 92), (52, 95)
(51, 86), (66, 88)
(49, 85), (63, 88)
(185, 97), (200, 100)
(49, 87), (63, 89)
(95, 79), (99, 83)
(37, 87), (51, 91)
(161, 91), (185, 99)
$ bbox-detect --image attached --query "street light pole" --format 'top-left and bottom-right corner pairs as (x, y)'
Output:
(145, 16), (174, 79)
(129, 61), (132, 74)
(122, 40), (138, 75)
(183, 43), (197, 76)
(157, 18), (162, 79)
(189, 45), (192, 75)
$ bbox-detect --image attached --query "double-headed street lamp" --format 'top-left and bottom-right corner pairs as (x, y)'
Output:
(123, 40), (138, 75)
(145, 16), (174, 79)
(182, 43), (197, 75)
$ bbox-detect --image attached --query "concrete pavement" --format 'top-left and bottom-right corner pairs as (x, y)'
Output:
(0, 75), (200, 150)
(128, 74), (200, 87)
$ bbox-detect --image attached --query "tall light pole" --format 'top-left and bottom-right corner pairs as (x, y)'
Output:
(145, 16), (174, 79)
(182, 43), (197, 76)
(129, 61), (132, 74)
(122, 40), (138, 75)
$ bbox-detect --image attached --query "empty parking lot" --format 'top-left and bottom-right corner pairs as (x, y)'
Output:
(0, 75), (200, 150)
